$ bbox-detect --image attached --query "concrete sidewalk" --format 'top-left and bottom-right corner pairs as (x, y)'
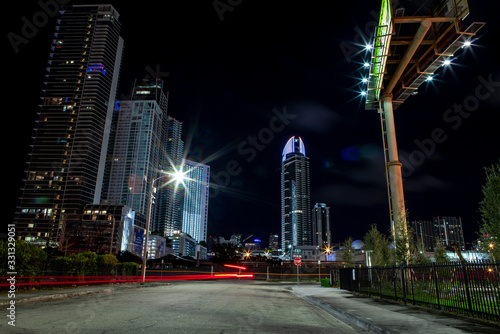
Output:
(290, 284), (500, 334)
(0, 281), (168, 307)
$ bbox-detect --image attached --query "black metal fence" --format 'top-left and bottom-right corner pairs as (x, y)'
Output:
(339, 261), (500, 323)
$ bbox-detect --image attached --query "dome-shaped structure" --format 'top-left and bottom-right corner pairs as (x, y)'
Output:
(282, 136), (306, 162)
(351, 240), (365, 250)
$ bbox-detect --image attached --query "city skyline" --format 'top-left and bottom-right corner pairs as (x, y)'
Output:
(8, 4), (210, 257)
(5, 1), (500, 248)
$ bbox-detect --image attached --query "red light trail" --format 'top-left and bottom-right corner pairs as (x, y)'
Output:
(223, 264), (247, 270)
(0, 272), (254, 289)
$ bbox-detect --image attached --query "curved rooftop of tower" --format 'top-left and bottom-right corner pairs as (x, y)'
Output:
(282, 136), (306, 162)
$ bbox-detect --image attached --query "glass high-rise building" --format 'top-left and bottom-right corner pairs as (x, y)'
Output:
(105, 79), (169, 225)
(312, 203), (331, 248)
(281, 136), (311, 252)
(155, 116), (185, 237)
(15, 5), (124, 247)
(181, 160), (210, 244)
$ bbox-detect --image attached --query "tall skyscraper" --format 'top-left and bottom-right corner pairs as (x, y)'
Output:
(181, 160), (210, 244)
(155, 116), (185, 237)
(105, 78), (169, 222)
(281, 136), (311, 252)
(15, 5), (124, 247)
(312, 203), (331, 248)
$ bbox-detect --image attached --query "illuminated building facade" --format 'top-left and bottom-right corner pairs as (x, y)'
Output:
(281, 136), (311, 253)
(156, 116), (185, 237)
(171, 231), (196, 257)
(105, 79), (168, 226)
(181, 160), (210, 244)
(15, 5), (124, 247)
(63, 204), (142, 256)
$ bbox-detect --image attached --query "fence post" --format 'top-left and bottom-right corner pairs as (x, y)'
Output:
(401, 265), (407, 304)
(379, 267), (383, 298)
(461, 262), (474, 315)
(393, 265), (397, 300)
(432, 262), (441, 310)
(410, 266), (415, 306)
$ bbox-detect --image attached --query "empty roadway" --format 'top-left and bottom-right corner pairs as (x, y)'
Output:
(2, 280), (360, 334)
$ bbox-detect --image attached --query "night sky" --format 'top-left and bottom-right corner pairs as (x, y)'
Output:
(4, 1), (500, 248)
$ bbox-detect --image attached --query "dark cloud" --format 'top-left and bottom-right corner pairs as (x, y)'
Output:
(288, 101), (343, 133)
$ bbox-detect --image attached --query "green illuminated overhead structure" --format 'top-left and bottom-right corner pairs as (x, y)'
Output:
(365, 0), (393, 110)
(365, 0), (485, 110)
(361, 0), (484, 262)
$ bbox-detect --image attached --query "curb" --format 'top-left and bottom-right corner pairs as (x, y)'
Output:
(0, 282), (172, 307)
(0, 288), (114, 307)
(289, 288), (395, 334)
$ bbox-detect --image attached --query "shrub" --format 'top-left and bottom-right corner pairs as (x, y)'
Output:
(321, 278), (331, 287)
(117, 262), (139, 276)
(97, 254), (118, 275)
(0, 240), (48, 276)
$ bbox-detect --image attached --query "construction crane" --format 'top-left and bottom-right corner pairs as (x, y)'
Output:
(242, 234), (253, 243)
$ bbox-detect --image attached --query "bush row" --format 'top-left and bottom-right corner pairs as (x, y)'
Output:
(0, 240), (139, 277)
(48, 252), (139, 276)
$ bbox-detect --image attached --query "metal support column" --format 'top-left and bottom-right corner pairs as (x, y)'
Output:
(381, 94), (408, 261)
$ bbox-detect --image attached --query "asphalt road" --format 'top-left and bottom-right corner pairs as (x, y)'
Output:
(2, 280), (360, 334)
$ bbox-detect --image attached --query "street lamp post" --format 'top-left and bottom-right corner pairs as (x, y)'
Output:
(141, 167), (187, 284)
(141, 175), (157, 284)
